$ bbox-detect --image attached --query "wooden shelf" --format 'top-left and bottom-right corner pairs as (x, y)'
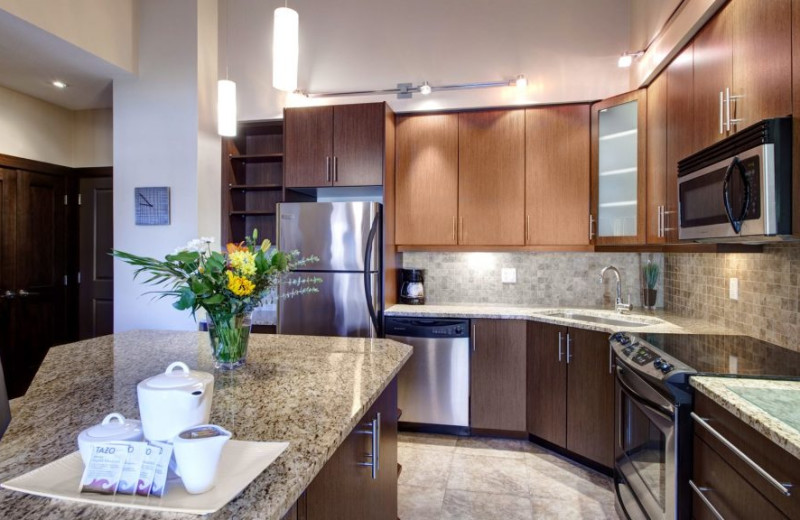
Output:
(229, 153), (283, 163)
(229, 210), (277, 217)
(229, 184), (283, 191)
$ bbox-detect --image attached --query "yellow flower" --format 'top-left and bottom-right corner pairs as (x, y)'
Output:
(229, 250), (256, 277)
(226, 270), (255, 296)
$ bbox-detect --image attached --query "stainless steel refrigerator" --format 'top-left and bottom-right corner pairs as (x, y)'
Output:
(277, 202), (381, 337)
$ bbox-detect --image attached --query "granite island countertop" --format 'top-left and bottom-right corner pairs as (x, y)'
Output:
(0, 331), (412, 520)
(691, 376), (800, 461)
(386, 303), (735, 335)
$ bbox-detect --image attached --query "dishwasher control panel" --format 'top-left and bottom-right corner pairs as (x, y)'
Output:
(384, 317), (470, 338)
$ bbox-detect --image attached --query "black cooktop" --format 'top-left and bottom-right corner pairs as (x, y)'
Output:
(637, 333), (800, 378)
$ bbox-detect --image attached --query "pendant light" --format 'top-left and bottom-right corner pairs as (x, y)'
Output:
(273, 4), (299, 92)
(218, 0), (237, 136)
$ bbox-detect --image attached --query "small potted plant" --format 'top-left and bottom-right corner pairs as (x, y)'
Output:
(642, 261), (660, 309)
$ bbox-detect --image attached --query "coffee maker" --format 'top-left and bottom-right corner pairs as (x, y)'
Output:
(399, 269), (425, 305)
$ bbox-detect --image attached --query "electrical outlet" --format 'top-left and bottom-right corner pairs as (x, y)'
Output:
(501, 268), (517, 284)
(729, 277), (739, 300)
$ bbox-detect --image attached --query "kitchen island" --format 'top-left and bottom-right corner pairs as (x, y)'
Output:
(0, 331), (412, 519)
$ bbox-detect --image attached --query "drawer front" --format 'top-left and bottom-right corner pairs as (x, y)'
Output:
(694, 394), (800, 518)
(693, 435), (787, 520)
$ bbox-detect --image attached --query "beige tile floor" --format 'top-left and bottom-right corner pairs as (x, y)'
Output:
(398, 432), (619, 520)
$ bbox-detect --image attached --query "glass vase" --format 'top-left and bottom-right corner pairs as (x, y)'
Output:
(207, 311), (252, 370)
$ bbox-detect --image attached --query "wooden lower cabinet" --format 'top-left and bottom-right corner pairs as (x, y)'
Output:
(470, 319), (527, 433)
(301, 379), (398, 520)
(527, 322), (614, 467)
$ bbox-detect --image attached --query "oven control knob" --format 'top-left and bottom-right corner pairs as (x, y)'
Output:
(455, 327), (463, 334)
(653, 358), (664, 369)
(660, 363), (674, 374)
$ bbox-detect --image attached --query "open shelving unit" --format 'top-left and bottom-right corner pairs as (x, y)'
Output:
(221, 120), (284, 246)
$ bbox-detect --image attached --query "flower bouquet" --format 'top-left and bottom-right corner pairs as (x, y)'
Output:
(113, 230), (319, 369)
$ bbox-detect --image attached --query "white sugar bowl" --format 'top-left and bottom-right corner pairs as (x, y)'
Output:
(137, 361), (214, 441)
(77, 413), (143, 465)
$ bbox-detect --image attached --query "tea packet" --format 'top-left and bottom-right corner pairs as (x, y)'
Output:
(79, 442), (127, 495)
(116, 442), (147, 495)
(148, 441), (173, 498)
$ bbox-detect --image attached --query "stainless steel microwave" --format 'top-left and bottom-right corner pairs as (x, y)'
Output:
(678, 117), (792, 242)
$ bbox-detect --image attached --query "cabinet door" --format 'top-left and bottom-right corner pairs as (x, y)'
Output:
(470, 319), (526, 432)
(646, 73), (667, 244)
(565, 328), (614, 467)
(692, 5), (732, 150)
(794, 0), (800, 237)
(0, 169), (16, 397)
(525, 105), (590, 246)
(284, 106), (333, 188)
(526, 321), (567, 448)
(666, 44), (695, 243)
(731, 0), (792, 129)
(458, 111), (525, 245)
(333, 103), (385, 186)
(591, 90), (647, 245)
(395, 114), (459, 245)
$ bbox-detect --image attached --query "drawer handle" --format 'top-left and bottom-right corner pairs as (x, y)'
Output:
(691, 412), (792, 496)
(689, 480), (725, 520)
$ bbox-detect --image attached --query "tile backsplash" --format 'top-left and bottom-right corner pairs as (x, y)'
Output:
(401, 252), (663, 309)
(664, 243), (800, 352)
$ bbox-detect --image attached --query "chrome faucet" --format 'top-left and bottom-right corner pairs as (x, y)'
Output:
(599, 266), (633, 314)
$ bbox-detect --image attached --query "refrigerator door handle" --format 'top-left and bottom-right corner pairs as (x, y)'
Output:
(363, 212), (380, 335)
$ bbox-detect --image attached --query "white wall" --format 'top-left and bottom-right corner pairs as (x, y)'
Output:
(0, 0), (137, 73)
(73, 108), (113, 167)
(113, 0), (220, 332)
(226, 0), (632, 120)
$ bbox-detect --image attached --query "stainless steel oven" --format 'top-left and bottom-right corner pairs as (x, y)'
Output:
(677, 117), (792, 242)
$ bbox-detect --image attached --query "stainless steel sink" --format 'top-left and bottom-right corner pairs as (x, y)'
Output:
(545, 311), (653, 328)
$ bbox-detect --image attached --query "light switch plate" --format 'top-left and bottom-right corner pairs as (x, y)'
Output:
(729, 277), (739, 300)
(501, 268), (517, 284)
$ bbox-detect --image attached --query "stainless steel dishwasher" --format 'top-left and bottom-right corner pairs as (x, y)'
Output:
(385, 316), (470, 435)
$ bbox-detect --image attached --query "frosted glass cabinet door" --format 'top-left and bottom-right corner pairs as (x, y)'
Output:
(591, 90), (647, 245)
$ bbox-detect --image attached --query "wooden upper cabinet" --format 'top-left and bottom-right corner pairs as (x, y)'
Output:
(284, 106), (334, 188)
(693, 4), (732, 150)
(666, 44), (695, 243)
(332, 103), (385, 186)
(284, 103), (387, 188)
(395, 114), (459, 245)
(525, 105), (590, 246)
(646, 73), (667, 244)
(458, 110), (525, 246)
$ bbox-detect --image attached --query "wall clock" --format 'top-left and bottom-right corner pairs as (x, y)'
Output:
(135, 187), (170, 225)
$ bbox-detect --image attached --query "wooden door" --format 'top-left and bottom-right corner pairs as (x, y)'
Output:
(470, 319), (526, 432)
(566, 328), (614, 467)
(366, 379), (398, 520)
(666, 44), (695, 243)
(526, 321), (567, 448)
(794, 0), (800, 237)
(332, 103), (385, 186)
(0, 169), (16, 397)
(646, 73), (667, 244)
(284, 106), (333, 188)
(525, 104), (590, 245)
(731, 0), (792, 129)
(13, 171), (66, 397)
(458, 110), (525, 245)
(395, 114), (459, 245)
(692, 4), (732, 150)
(79, 177), (114, 339)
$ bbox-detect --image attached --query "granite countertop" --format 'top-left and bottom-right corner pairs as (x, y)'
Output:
(691, 377), (800, 461)
(0, 331), (412, 520)
(386, 303), (735, 335)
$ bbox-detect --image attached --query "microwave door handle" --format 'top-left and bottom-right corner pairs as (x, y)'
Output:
(722, 157), (751, 234)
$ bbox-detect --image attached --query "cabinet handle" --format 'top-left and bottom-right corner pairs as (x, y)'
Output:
(589, 214), (595, 241)
(719, 91), (724, 135)
(726, 87), (743, 130)
(326, 156), (331, 183)
(472, 322), (476, 352)
(333, 156), (339, 183)
(725, 88), (732, 132)
(659, 205), (665, 238)
(691, 412), (792, 496)
(452, 216), (456, 243)
(357, 413), (381, 479)
(566, 333), (572, 364)
(459, 217), (464, 243)
(1, 290), (14, 300)
(557, 332), (563, 362)
(526, 215), (530, 243)
(689, 480), (725, 520)
(609, 341), (613, 374)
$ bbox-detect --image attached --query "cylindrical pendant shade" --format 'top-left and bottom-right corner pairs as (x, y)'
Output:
(218, 79), (237, 137)
(273, 7), (299, 92)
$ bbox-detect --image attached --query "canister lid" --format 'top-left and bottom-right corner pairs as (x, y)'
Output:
(81, 413), (142, 441)
(138, 361), (213, 390)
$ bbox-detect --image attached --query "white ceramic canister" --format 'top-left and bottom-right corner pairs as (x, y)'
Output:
(136, 362), (214, 441)
(77, 413), (144, 465)
(172, 424), (232, 494)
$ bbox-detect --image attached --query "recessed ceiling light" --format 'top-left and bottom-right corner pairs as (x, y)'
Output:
(52, 80), (68, 89)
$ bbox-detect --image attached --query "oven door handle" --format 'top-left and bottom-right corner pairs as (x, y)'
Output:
(616, 366), (674, 422)
(722, 157), (751, 234)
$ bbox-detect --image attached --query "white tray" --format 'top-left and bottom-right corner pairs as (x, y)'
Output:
(1, 440), (289, 515)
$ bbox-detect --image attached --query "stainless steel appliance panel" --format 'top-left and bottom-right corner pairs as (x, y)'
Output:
(277, 202), (380, 272)
(279, 272), (378, 337)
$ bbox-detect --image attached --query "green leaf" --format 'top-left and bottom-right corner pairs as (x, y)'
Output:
(173, 288), (196, 310)
(203, 293), (225, 305)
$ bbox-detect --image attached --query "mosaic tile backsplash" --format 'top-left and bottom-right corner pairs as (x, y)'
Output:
(401, 252), (664, 309)
(664, 243), (800, 353)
